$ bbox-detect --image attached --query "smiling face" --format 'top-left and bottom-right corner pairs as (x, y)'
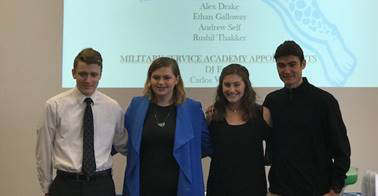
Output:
(222, 74), (246, 104)
(149, 66), (178, 103)
(72, 60), (102, 96)
(276, 55), (305, 89)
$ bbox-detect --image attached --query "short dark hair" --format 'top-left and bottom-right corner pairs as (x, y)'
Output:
(73, 48), (103, 69)
(143, 57), (186, 105)
(274, 40), (305, 62)
(213, 64), (257, 121)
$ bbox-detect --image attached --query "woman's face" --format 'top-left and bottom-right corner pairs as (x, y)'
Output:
(222, 74), (246, 104)
(150, 66), (178, 101)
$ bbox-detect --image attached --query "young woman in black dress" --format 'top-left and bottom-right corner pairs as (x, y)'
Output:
(206, 64), (272, 196)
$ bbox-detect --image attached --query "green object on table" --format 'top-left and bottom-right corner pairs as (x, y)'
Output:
(345, 167), (358, 185)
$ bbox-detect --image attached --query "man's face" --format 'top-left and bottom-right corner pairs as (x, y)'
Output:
(72, 61), (102, 96)
(276, 55), (305, 88)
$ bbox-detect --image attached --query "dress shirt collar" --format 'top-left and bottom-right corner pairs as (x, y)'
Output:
(72, 87), (99, 105)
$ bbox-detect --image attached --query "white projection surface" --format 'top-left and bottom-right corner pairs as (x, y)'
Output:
(62, 0), (378, 87)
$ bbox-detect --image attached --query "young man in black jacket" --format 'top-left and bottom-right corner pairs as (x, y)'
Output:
(264, 40), (351, 196)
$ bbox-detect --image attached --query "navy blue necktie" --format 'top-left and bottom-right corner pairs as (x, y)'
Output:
(82, 97), (96, 175)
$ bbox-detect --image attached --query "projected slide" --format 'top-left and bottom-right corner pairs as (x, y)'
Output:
(62, 0), (378, 87)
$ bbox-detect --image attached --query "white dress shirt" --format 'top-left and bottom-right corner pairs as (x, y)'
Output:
(36, 88), (127, 193)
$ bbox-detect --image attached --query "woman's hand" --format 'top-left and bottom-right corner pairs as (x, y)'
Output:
(205, 105), (215, 123)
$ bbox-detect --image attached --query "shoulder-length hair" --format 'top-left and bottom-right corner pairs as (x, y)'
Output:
(143, 57), (186, 105)
(213, 64), (257, 121)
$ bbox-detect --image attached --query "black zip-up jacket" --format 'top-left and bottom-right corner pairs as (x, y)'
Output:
(263, 78), (351, 196)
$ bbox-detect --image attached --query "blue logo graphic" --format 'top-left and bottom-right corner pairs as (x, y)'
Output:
(263, 0), (357, 86)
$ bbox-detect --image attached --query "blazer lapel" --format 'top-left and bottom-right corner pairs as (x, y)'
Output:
(174, 103), (194, 183)
(131, 97), (149, 155)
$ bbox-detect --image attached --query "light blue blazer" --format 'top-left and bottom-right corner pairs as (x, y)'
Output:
(122, 96), (211, 196)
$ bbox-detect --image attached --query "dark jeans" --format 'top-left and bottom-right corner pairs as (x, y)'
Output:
(49, 170), (115, 196)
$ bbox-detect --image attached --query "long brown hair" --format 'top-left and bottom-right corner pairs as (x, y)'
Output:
(213, 64), (257, 121)
(143, 57), (186, 105)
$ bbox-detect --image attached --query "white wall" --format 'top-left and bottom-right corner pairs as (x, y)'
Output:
(1, 0), (377, 195)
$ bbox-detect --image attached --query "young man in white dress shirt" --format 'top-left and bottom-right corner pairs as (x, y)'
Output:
(36, 48), (127, 196)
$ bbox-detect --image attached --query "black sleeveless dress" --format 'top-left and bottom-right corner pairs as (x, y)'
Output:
(206, 108), (269, 196)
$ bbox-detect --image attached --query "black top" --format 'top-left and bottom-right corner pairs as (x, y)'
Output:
(206, 106), (269, 196)
(140, 103), (178, 196)
(263, 78), (351, 196)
